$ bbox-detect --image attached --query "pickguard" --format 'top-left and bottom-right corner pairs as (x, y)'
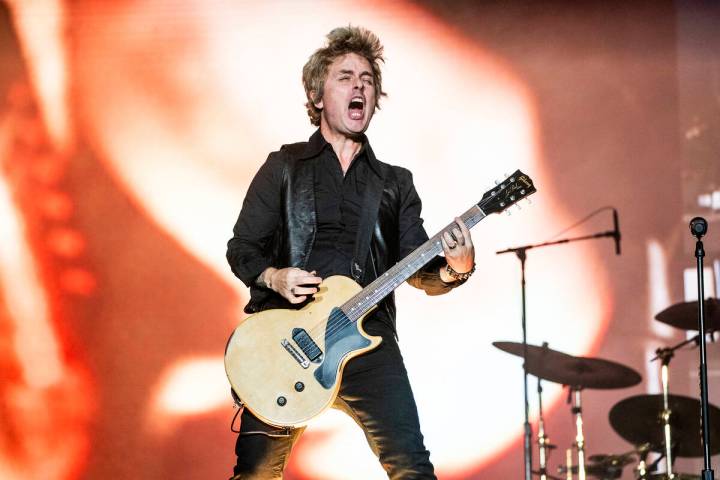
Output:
(313, 307), (370, 389)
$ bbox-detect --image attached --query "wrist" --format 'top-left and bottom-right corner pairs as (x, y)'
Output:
(259, 267), (278, 290)
(444, 262), (475, 283)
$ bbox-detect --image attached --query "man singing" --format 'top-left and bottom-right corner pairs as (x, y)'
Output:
(227, 25), (476, 479)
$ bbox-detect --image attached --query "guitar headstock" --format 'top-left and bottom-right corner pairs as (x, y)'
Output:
(478, 170), (536, 215)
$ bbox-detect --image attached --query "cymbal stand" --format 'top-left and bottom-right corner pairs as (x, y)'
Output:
(657, 348), (675, 478)
(565, 448), (573, 480)
(571, 387), (586, 480)
(537, 378), (550, 480)
(634, 444), (650, 479)
(651, 334), (704, 478)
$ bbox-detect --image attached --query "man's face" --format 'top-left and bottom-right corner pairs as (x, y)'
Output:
(315, 53), (377, 137)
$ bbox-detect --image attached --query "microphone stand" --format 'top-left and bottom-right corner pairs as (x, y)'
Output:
(497, 228), (618, 480)
(690, 218), (714, 480)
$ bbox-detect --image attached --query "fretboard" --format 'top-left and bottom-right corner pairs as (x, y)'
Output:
(341, 204), (486, 322)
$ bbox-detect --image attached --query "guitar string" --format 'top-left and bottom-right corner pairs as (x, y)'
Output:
(313, 181), (517, 344)
(307, 206), (485, 346)
(315, 209), (485, 346)
(303, 174), (530, 350)
(310, 187), (505, 344)
(344, 208), (484, 317)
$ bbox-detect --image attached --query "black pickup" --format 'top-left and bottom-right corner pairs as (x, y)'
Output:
(292, 328), (323, 362)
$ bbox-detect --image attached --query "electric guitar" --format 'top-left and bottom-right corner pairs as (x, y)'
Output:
(225, 170), (536, 427)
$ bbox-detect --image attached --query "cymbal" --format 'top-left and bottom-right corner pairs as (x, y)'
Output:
(609, 394), (720, 457)
(655, 298), (720, 331)
(493, 342), (642, 389)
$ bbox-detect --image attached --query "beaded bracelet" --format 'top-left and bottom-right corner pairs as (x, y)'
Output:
(445, 262), (476, 282)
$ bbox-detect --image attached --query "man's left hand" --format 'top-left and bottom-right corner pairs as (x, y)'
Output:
(440, 217), (475, 281)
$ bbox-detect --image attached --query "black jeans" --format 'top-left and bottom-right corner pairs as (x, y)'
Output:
(230, 320), (436, 479)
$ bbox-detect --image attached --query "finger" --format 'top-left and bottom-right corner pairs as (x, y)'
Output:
(286, 286), (308, 304)
(288, 294), (306, 304)
(288, 269), (322, 284)
(288, 268), (311, 278)
(293, 286), (318, 296)
(452, 227), (464, 245)
(456, 217), (473, 248)
(442, 231), (457, 248)
(440, 236), (454, 256)
(299, 275), (323, 285)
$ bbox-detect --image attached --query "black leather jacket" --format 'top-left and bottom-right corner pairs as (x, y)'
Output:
(227, 130), (457, 326)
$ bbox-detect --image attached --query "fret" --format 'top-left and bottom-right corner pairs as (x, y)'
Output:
(339, 168), (536, 323)
(342, 205), (485, 322)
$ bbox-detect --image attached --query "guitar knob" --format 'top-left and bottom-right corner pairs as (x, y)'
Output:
(294, 382), (305, 392)
(277, 396), (287, 406)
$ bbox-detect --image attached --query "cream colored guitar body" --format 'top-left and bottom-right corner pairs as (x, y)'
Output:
(224, 275), (381, 428)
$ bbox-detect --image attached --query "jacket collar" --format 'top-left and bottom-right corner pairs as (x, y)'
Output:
(299, 129), (384, 178)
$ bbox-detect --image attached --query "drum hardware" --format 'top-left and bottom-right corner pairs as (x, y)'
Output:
(609, 394), (720, 460)
(496, 207), (621, 480)
(566, 448), (573, 480)
(570, 387), (587, 480)
(537, 377), (557, 480)
(558, 451), (634, 479)
(610, 343), (720, 479)
(493, 341), (642, 479)
(634, 443), (651, 479)
(654, 346), (677, 478)
(532, 470), (563, 480)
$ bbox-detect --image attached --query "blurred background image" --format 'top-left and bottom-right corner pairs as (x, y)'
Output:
(1, 0), (719, 479)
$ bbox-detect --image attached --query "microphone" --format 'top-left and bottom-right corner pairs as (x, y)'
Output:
(690, 217), (708, 239)
(612, 208), (621, 255)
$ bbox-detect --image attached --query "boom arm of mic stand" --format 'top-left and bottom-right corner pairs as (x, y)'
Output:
(496, 230), (617, 256)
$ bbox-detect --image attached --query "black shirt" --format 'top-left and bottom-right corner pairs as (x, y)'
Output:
(306, 139), (370, 278)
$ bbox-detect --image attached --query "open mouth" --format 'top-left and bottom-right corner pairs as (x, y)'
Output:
(348, 98), (364, 120)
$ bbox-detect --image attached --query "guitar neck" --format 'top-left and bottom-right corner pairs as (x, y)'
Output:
(341, 204), (487, 322)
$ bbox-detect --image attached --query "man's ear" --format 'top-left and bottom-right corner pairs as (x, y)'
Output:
(311, 91), (323, 109)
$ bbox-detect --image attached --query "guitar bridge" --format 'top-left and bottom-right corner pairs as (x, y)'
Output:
(281, 339), (310, 368)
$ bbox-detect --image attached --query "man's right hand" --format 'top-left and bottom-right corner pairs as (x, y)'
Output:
(259, 267), (322, 304)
